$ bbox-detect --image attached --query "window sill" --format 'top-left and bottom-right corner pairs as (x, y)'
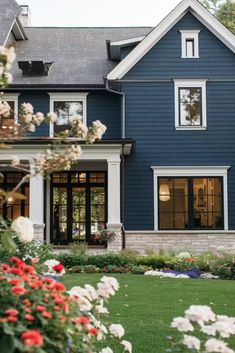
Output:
(175, 126), (207, 131)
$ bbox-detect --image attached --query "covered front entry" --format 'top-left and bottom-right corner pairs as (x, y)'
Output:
(51, 171), (107, 244)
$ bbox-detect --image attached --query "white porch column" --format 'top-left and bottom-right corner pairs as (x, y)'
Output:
(107, 158), (122, 251)
(29, 174), (45, 242)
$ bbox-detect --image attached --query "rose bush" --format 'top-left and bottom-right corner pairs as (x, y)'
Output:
(170, 305), (235, 353)
(0, 257), (131, 353)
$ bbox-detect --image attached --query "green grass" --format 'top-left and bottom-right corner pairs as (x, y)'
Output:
(62, 274), (235, 353)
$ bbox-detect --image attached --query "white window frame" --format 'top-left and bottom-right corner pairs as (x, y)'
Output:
(48, 92), (89, 137)
(151, 166), (230, 231)
(180, 30), (200, 58)
(2, 93), (19, 123)
(174, 79), (207, 130)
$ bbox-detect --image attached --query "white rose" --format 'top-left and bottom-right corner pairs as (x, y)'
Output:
(121, 340), (132, 353)
(205, 338), (234, 353)
(109, 324), (125, 338)
(11, 217), (34, 243)
(99, 348), (113, 353)
(183, 335), (201, 351)
(171, 317), (194, 332)
(185, 305), (216, 326)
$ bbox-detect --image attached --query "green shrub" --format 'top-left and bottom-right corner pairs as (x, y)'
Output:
(69, 242), (88, 256)
(136, 255), (171, 269)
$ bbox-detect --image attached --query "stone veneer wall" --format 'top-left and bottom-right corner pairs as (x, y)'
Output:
(125, 231), (235, 254)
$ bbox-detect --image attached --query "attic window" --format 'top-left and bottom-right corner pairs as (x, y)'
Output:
(18, 61), (54, 76)
(180, 30), (200, 58)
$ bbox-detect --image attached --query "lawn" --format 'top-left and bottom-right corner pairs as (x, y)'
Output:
(62, 274), (235, 353)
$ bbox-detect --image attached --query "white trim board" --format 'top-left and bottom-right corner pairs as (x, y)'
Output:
(107, 0), (235, 80)
(151, 166), (230, 231)
(2, 93), (19, 124)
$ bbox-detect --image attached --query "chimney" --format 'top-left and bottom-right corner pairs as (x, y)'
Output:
(19, 5), (32, 27)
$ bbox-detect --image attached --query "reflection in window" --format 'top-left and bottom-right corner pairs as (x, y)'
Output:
(159, 177), (223, 230)
(179, 88), (202, 126)
(1, 101), (15, 133)
(0, 172), (29, 221)
(54, 101), (83, 134)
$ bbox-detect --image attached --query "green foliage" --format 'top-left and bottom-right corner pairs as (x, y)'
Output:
(68, 242), (88, 256)
(0, 237), (54, 265)
(201, 0), (235, 33)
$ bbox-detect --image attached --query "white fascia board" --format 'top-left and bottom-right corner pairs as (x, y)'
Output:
(107, 0), (235, 80)
(110, 36), (145, 47)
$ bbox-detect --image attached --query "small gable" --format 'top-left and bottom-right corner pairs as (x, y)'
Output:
(122, 11), (235, 80)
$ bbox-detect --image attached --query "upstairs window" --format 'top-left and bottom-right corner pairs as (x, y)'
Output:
(0, 94), (19, 133)
(174, 79), (207, 130)
(180, 30), (200, 58)
(49, 93), (88, 137)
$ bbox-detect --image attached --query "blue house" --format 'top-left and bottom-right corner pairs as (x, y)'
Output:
(1, 0), (235, 253)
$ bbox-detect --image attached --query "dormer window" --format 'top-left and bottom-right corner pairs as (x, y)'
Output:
(180, 30), (200, 58)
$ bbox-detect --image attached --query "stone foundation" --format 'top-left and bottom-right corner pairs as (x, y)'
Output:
(125, 231), (235, 254)
(33, 224), (45, 242)
(107, 224), (123, 252)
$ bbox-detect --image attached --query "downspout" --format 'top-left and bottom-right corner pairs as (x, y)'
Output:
(105, 78), (126, 249)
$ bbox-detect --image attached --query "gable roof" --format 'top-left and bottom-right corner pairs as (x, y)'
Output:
(10, 27), (152, 86)
(0, 0), (26, 45)
(107, 0), (235, 80)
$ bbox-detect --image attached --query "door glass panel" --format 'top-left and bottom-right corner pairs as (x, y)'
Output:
(90, 187), (106, 235)
(52, 187), (67, 243)
(72, 188), (86, 241)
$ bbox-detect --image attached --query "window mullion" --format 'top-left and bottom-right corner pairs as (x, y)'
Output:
(188, 178), (194, 229)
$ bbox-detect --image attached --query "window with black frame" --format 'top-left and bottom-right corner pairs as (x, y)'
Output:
(0, 172), (29, 221)
(159, 177), (223, 230)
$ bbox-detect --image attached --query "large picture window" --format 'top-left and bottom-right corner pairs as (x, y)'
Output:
(174, 80), (207, 130)
(158, 177), (223, 230)
(49, 93), (88, 136)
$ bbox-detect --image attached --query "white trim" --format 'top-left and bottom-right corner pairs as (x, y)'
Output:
(2, 93), (19, 124)
(151, 166), (230, 231)
(110, 36), (145, 47)
(107, 0), (235, 80)
(174, 79), (207, 129)
(48, 92), (89, 137)
(180, 30), (200, 58)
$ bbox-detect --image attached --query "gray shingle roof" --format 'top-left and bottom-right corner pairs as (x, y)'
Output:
(10, 27), (152, 85)
(0, 0), (21, 45)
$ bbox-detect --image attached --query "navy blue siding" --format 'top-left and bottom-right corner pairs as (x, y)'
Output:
(18, 91), (121, 139)
(121, 11), (235, 230)
(18, 92), (50, 136)
(87, 92), (121, 139)
(123, 12), (235, 80)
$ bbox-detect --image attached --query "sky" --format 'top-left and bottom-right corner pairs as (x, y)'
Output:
(16, 0), (182, 27)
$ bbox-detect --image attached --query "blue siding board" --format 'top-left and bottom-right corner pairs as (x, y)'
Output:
(18, 92), (50, 136)
(87, 92), (121, 139)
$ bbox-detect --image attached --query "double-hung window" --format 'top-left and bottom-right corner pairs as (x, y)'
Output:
(174, 79), (207, 130)
(49, 93), (88, 137)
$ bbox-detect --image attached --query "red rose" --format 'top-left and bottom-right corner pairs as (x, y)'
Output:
(52, 264), (64, 273)
(1, 264), (11, 272)
(42, 311), (52, 319)
(8, 278), (21, 285)
(7, 316), (18, 322)
(5, 309), (19, 316)
(53, 282), (66, 292)
(11, 286), (27, 296)
(21, 330), (44, 346)
(89, 328), (98, 335)
(25, 314), (35, 321)
(36, 306), (46, 312)
(10, 257), (24, 266)
(11, 268), (23, 276)
(76, 316), (90, 325)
